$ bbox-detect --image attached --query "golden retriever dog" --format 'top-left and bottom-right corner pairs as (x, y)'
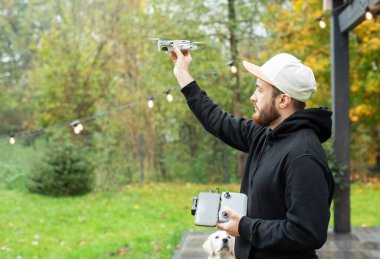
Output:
(203, 230), (235, 259)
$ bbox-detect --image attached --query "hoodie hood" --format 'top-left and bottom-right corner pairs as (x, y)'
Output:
(271, 107), (332, 143)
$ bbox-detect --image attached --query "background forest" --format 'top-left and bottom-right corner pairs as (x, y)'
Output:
(0, 0), (379, 192)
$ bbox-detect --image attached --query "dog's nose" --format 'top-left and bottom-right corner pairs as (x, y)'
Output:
(222, 238), (228, 243)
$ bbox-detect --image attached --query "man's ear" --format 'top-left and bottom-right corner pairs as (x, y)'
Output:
(278, 94), (292, 109)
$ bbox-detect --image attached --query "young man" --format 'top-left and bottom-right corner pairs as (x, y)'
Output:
(171, 46), (334, 259)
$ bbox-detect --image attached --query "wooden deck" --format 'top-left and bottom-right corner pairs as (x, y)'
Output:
(173, 227), (380, 259)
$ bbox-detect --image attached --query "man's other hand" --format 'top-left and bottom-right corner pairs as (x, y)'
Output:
(216, 206), (243, 237)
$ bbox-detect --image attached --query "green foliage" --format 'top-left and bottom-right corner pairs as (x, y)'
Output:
(0, 164), (25, 190)
(26, 135), (94, 196)
(324, 141), (347, 189)
(0, 136), (45, 191)
(0, 0), (379, 185)
(0, 182), (379, 257)
(89, 129), (140, 190)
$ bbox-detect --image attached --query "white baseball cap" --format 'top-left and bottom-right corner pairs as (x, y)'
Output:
(242, 53), (317, 102)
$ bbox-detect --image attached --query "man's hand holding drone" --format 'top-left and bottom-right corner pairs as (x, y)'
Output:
(171, 46), (194, 88)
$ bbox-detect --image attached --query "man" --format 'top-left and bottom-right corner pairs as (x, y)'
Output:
(170, 46), (334, 259)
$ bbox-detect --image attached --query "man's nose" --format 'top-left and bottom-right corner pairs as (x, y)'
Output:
(250, 93), (256, 102)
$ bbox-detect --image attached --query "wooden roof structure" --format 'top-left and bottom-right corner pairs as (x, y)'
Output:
(330, 0), (380, 233)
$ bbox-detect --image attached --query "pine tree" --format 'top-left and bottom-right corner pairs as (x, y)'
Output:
(26, 136), (93, 196)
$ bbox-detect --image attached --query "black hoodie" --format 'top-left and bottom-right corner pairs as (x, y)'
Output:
(181, 81), (334, 259)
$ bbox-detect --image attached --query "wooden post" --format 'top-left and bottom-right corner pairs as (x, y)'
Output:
(331, 0), (351, 233)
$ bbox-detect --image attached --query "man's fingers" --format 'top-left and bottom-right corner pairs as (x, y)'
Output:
(216, 222), (227, 231)
(170, 51), (177, 62)
(223, 206), (235, 218)
(172, 45), (183, 58)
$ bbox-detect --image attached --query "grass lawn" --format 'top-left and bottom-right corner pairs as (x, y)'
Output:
(0, 182), (379, 258)
(0, 183), (239, 258)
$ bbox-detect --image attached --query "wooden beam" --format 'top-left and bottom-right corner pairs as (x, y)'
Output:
(330, 0), (380, 234)
(338, 0), (380, 33)
(331, 0), (351, 233)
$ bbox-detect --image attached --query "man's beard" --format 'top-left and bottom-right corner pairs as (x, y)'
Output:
(253, 99), (280, 126)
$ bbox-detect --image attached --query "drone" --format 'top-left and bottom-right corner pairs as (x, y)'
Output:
(149, 38), (203, 52)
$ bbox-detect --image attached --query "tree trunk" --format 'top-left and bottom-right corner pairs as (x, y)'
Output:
(227, 0), (246, 178)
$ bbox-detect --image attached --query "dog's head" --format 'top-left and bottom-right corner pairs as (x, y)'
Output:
(203, 230), (235, 257)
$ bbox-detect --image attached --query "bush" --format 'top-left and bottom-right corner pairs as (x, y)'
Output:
(0, 164), (26, 190)
(323, 141), (347, 189)
(26, 136), (94, 196)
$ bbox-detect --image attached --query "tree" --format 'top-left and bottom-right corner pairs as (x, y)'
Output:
(0, 0), (52, 134)
(26, 133), (94, 196)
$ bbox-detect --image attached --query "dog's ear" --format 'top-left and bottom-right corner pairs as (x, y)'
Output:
(202, 235), (215, 256)
(230, 236), (235, 256)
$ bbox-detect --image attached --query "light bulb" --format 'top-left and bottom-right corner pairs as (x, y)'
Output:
(166, 93), (173, 102)
(365, 11), (373, 20)
(75, 123), (84, 132)
(230, 65), (238, 74)
(9, 136), (15, 145)
(72, 123), (84, 134)
(148, 99), (154, 108)
(70, 120), (83, 134)
(74, 126), (82, 134)
(319, 20), (326, 29)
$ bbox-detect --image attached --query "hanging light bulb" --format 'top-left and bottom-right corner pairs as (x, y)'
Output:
(227, 60), (237, 74)
(315, 15), (327, 29)
(75, 123), (84, 132)
(319, 19), (326, 29)
(147, 96), (154, 108)
(165, 90), (173, 102)
(70, 120), (84, 134)
(166, 93), (173, 102)
(73, 126), (81, 134)
(74, 123), (84, 134)
(9, 134), (15, 145)
(365, 9), (373, 20)
(230, 65), (238, 74)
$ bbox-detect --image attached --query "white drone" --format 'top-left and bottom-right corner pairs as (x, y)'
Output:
(149, 38), (203, 52)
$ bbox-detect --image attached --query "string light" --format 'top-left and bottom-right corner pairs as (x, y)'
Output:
(227, 60), (238, 74)
(165, 90), (173, 102)
(316, 16), (327, 29)
(0, 2), (375, 143)
(70, 120), (84, 135)
(365, 8), (373, 20)
(147, 96), (154, 108)
(0, 71), (222, 143)
(9, 134), (15, 145)
(319, 19), (326, 28)
(74, 124), (84, 134)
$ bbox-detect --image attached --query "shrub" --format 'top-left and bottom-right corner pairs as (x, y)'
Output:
(26, 136), (94, 196)
(324, 141), (347, 189)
